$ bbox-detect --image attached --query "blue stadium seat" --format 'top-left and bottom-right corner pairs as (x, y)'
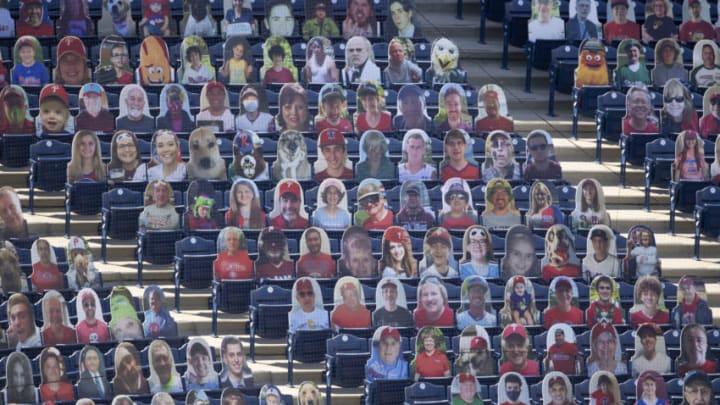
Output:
(287, 328), (333, 385)
(594, 90), (625, 160)
(619, 133), (662, 188)
(693, 185), (720, 260)
(669, 180), (712, 235)
(325, 333), (371, 391)
(137, 229), (186, 286)
(212, 279), (256, 336)
(174, 235), (217, 311)
(364, 379), (412, 405)
(101, 187), (144, 262)
(525, 39), (566, 92)
(249, 284), (292, 360)
(643, 137), (675, 210)
(502, 0), (530, 70)
(65, 180), (108, 236)
(0, 133), (36, 168)
(28, 139), (72, 214)
(404, 381), (448, 405)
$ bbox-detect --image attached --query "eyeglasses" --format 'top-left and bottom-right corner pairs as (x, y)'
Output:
(528, 143), (547, 151)
(448, 193), (467, 201)
(360, 194), (380, 207)
(298, 291), (314, 298)
(664, 96), (684, 103)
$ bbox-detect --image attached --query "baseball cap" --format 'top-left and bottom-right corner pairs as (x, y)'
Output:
(57, 36), (86, 60)
(384, 226), (408, 244)
(380, 326), (401, 341)
(278, 180), (301, 199)
(636, 322), (661, 337)
(40, 84), (69, 107)
(357, 179), (384, 201)
(502, 323), (528, 340)
(611, 0), (628, 7)
(379, 279), (398, 290)
(470, 336), (487, 350)
(296, 278), (313, 292)
(426, 227), (451, 247)
(68, 236), (87, 251)
(591, 322), (615, 340)
(458, 373), (476, 383)
(358, 82), (379, 97)
(322, 84), (345, 102)
(555, 278), (572, 291)
(81, 82), (103, 96)
(318, 128), (346, 147)
(590, 228), (608, 240)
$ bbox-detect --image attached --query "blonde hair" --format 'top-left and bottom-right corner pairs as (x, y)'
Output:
(67, 130), (106, 183)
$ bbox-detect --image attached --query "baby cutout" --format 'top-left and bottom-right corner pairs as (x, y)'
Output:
(36, 84), (74, 137)
(500, 276), (539, 327)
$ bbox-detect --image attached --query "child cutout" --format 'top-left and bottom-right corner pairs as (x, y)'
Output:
(438, 177), (478, 231)
(303, 0), (339, 39)
(58, 0), (93, 36)
(302, 36), (340, 84)
(575, 38), (609, 88)
(699, 85), (720, 137)
(289, 277), (330, 333)
(36, 84), (74, 138)
(636, 370), (669, 405)
(497, 372), (530, 405)
(435, 83), (473, 132)
(183, 338), (220, 390)
(528, 0), (565, 42)
(630, 323), (672, 376)
(418, 227), (459, 278)
(356, 130), (394, 180)
(524, 129), (562, 180)
(440, 129), (479, 182)
(12, 35), (49, 86)
(652, 38), (686, 87)
(255, 226), (295, 280)
(180, 36), (215, 85)
(378, 226), (417, 278)
(366, 327), (409, 381)
(504, 276), (536, 326)
(672, 275), (713, 328)
(589, 371), (622, 405)
(197, 81), (235, 133)
(236, 85), (275, 133)
(76, 82), (115, 133)
(147, 129), (186, 182)
(184, 179), (221, 231)
(140, 0), (170, 36)
(354, 178), (393, 231)
(570, 178), (611, 232)
(527, 181), (564, 230)
(673, 130), (709, 181)
(313, 128), (353, 182)
(139, 180), (180, 231)
(108, 286), (145, 341)
(398, 129), (437, 181)
(544, 324), (582, 375)
(315, 84), (353, 132)
(583, 225), (621, 279)
(30, 239), (63, 293)
(456, 276), (497, 329)
(75, 287), (111, 344)
(269, 178), (310, 229)
(67, 130), (106, 183)
(542, 372), (574, 405)
(690, 39), (720, 88)
(475, 84), (513, 133)
(16, 0), (53, 36)
(0, 86), (35, 134)
(624, 224), (661, 278)
(459, 225), (500, 280)
(95, 35), (133, 85)
(214, 226), (254, 280)
(425, 37), (466, 85)
(297, 227), (336, 278)
(544, 277), (584, 328)
(482, 178), (521, 230)
(411, 326), (451, 380)
(373, 278), (413, 327)
(331, 276), (371, 331)
(137, 36), (174, 85)
(143, 284), (179, 338)
(40, 290), (77, 345)
(614, 39), (651, 88)
(384, 37), (423, 85)
(184, 0), (215, 37)
(39, 346), (75, 402)
(355, 81), (393, 133)
(482, 130), (522, 182)
(261, 37), (297, 85)
(454, 325), (495, 377)
(220, 36), (254, 85)
(629, 275), (669, 327)
(661, 78), (698, 136)
(541, 224), (581, 282)
(156, 84), (195, 132)
(396, 180), (436, 231)
(312, 178), (352, 231)
(586, 275), (624, 327)
(501, 225), (541, 279)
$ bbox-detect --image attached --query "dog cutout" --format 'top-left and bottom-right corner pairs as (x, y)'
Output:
(0, 247), (23, 294)
(187, 127), (228, 180)
(230, 130), (268, 181)
(105, 0), (131, 36)
(272, 130), (311, 181)
(297, 381), (322, 405)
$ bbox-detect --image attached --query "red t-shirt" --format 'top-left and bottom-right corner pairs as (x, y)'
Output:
(214, 251), (254, 280)
(315, 117), (353, 133)
(678, 359), (717, 376)
(541, 264), (581, 283)
(413, 306), (455, 328)
(31, 262), (64, 292)
(586, 301), (624, 327)
(255, 260), (294, 279)
(591, 390), (614, 405)
(356, 112), (392, 133)
(441, 214), (476, 230)
(362, 211), (394, 231)
(679, 20), (716, 42)
(475, 116), (514, 133)
(499, 359), (540, 376)
(331, 304), (371, 329)
(296, 253), (336, 278)
(603, 20), (640, 42)
(629, 309), (669, 328)
(623, 117), (659, 135)
(315, 166), (353, 182)
(546, 342), (579, 374)
(270, 215), (309, 230)
(544, 306), (584, 328)
(440, 162), (480, 182)
(414, 350), (450, 378)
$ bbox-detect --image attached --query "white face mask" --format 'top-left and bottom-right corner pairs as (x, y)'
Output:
(243, 99), (258, 112)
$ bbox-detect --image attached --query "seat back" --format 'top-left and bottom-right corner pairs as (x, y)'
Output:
(140, 230), (186, 265)
(597, 90), (626, 140)
(696, 185), (720, 238)
(29, 139), (72, 191)
(250, 285), (292, 338)
(67, 180), (108, 215)
(291, 329), (333, 363)
(645, 137), (675, 187)
(404, 381), (448, 405)
(175, 236), (217, 289)
(551, 44), (579, 94)
(103, 188), (144, 240)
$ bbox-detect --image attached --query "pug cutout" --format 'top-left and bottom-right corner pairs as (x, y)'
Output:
(143, 284), (179, 338)
(454, 325), (495, 377)
(652, 38), (685, 87)
(418, 227), (459, 278)
(261, 36), (298, 85)
(570, 178), (611, 232)
(672, 275), (713, 328)
(635, 370), (669, 404)
(297, 227), (336, 278)
(527, 180), (564, 230)
(384, 38), (422, 85)
(425, 37), (466, 85)
(396, 179), (435, 231)
(628, 275), (669, 328)
(528, 0), (565, 42)
(58, 0), (94, 36)
(482, 130), (521, 182)
(272, 130), (312, 181)
(438, 177), (477, 231)
(630, 323), (672, 376)
(39, 346), (75, 402)
(501, 225), (540, 279)
(0, 85), (35, 134)
(75, 287), (111, 344)
(690, 39), (720, 89)
(378, 226), (417, 278)
(269, 178), (310, 229)
(372, 277), (413, 327)
(575, 38), (609, 88)
(544, 323), (582, 375)
(302, 36), (340, 85)
(36, 83), (74, 138)
(587, 370), (622, 405)
(184, 179), (222, 230)
(331, 275), (371, 331)
(66, 235), (101, 290)
(76, 345), (112, 399)
(140, 0), (170, 36)
(137, 35), (174, 85)
(541, 225), (581, 282)
(187, 127), (228, 181)
(398, 128), (437, 182)
(586, 275), (624, 327)
(113, 341), (150, 395)
(40, 290), (77, 345)
(180, 36), (216, 85)
(109, 286), (145, 341)
(197, 81), (235, 133)
(482, 178), (521, 230)
(184, 0), (216, 36)
(699, 84), (720, 137)
(524, 129), (562, 180)
(411, 326), (451, 379)
(541, 372), (575, 405)
(229, 129), (268, 181)
(624, 224), (660, 278)
(338, 226), (377, 278)
(500, 276), (539, 327)
(475, 84), (513, 133)
(311, 178), (351, 231)
(303, 0), (338, 39)
(456, 276), (496, 329)
(30, 238), (63, 293)
(496, 371), (530, 404)
(544, 277), (583, 329)
(156, 83), (195, 132)
(76, 82), (115, 133)
(4, 351), (37, 404)
(219, 36), (254, 85)
(255, 226), (295, 280)
(236, 84), (275, 133)
(356, 129), (394, 180)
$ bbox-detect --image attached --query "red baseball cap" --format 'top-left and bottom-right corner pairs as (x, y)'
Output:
(318, 128), (345, 147)
(502, 323), (528, 340)
(458, 373), (475, 383)
(296, 278), (313, 292)
(40, 84), (69, 107)
(591, 322), (615, 340)
(58, 36), (86, 59)
(278, 180), (301, 199)
(380, 326), (401, 341)
(379, 279), (397, 290)
(470, 336), (487, 350)
(384, 226), (408, 244)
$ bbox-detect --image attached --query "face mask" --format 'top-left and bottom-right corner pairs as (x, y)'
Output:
(243, 99), (258, 112)
(506, 389), (521, 402)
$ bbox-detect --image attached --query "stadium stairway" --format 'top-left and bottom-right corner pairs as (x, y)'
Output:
(2, 0), (719, 403)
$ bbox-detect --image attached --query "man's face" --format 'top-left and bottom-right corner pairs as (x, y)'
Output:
(265, 395), (281, 405)
(323, 97), (344, 121)
(405, 136), (425, 163)
(702, 46), (715, 67)
(84, 349), (100, 373)
(712, 100), (720, 118)
(420, 283), (444, 313)
(691, 2), (701, 19)
(382, 286), (397, 307)
(150, 291), (162, 313)
(224, 343), (245, 377)
(554, 330), (565, 345)
(26, 4), (42, 26)
(153, 184), (170, 207)
(682, 282), (697, 302)
(527, 135), (549, 163)
(484, 94), (499, 118)
(597, 280), (613, 302)
(555, 285), (572, 307)
(401, 94), (423, 117)
(9, 302), (32, 341)
(305, 231), (322, 255)
(576, 0), (590, 19)
(321, 144), (346, 171)
(430, 241), (450, 264)
(627, 45), (640, 64)
(347, 247), (373, 277)
(297, 286), (316, 312)
(207, 86), (226, 111)
(59, 52), (85, 85)
(280, 194), (300, 220)
(47, 297), (63, 326)
(537, 1), (551, 20)
(591, 236), (608, 258)
(505, 381), (521, 402)
(347, 37), (369, 67)
(685, 381), (712, 405)
(126, 88), (145, 120)
(550, 382), (567, 404)
(652, 0), (665, 17)
(111, 46), (129, 69)
(686, 328), (707, 358)
(491, 187), (510, 211)
(459, 380), (476, 401)
(641, 289), (659, 309)
(662, 45), (676, 65)
(83, 93), (102, 116)
(468, 285), (487, 312)
(379, 336), (400, 364)
(389, 41), (405, 65)
(350, 0), (371, 26)
(268, 4), (294, 36)
(342, 287), (360, 308)
(490, 136), (512, 167)
(190, 351), (210, 378)
(0, 195), (24, 230)
(19, 45), (35, 65)
(224, 231), (240, 254)
(405, 191), (421, 209)
(446, 136), (466, 162)
(361, 194), (384, 218)
(36, 240), (51, 262)
(613, 4), (627, 21)
(640, 332), (657, 354)
(390, 1), (411, 30)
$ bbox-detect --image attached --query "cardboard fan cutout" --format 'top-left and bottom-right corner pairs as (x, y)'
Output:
(459, 225), (499, 280)
(255, 226), (295, 280)
(624, 224), (660, 278)
(680, 0), (714, 42)
(567, 0), (601, 41)
(297, 227), (336, 278)
(302, 36), (340, 84)
(75, 287), (111, 344)
(224, 0), (255, 36)
(269, 179), (309, 229)
(544, 276), (583, 328)
(378, 225), (417, 278)
(312, 177), (351, 231)
(184, 0), (216, 36)
(603, 0), (640, 43)
(575, 38), (609, 88)
(425, 37), (466, 85)
(652, 38), (686, 87)
(315, 83), (353, 133)
(356, 128), (394, 180)
(77, 345), (112, 399)
(541, 225), (581, 282)
(4, 351), (36, 404)
(197, 81), (234, 133)
(398, 128), (437, 181)
(570, 178), (611, 231)
(17, 0), (53, 37)
(583, 224), (621, 279)
(482, 130), (521, 182)
(137, 36), (174, 85)
(386, 0), (422, 39)
(354, 178), (393, 231)
(76, 82), (115, 133)
(184, 338), (220, 390)
(500, 278), (539, 327)
(180, 36), (216, 85)
(496, 372), (530, 405)
(236, 84), (275, 133)
(117, 84), (155, 134)
(289, 276), (329, 332)
(0, 85), (34, 134)
(365, 326), (410, 381)
(261, 36), (297, 85)
(331, 275), (371, 331)
(436, 83), (473, 137)
(157, 83), (194, 132)
(614, 39), (651, 88)
(635, 370), (669, 404)
(456, 276), (497, 329)
(109, 286), (144, 341)
(673, 129), (709, 181)
(58, 0), (93, 36)
(414, 275), (454, 328)
(265, 0), (296, 37)
(527, 180), (564, 230)
(219, 336), (254, 388)
(629, 275), (669, 327)
(373, 277), (413, 327)
(67, 130), (105, 184)
(528, 0), (565, 42)
(396, 179), (435, 231)
(587, 323), (627, 376)
(143, 284), (179, 338)
(302, 0), (339, 39)
(65, 235), (101, 290)
(186, 127), (228, 181)
(219, 36), (254, 85)
(661, 78), (699, 136)
(541, 372), (575, 405)
(454, 325), (495, 377)
(630, 324), (672, 376)
(39, 346), (75, 402)
(439, 129), (478, 182)
(342, 0), (376, 39)
(690, 39), (720, 88)
(699, 84), (720, 137)
(587, 370), (622, 405)
(184, 179), (222, 230)
(214, 226), (254, 280)
(418, 227), (458, 278)
(673, 275), (713, 328)
(40, 289), (77, 345)
(394, 84), (433, 131)
(140, 0), (170, 36)
(544, 323), (582, 375)
(338, 225), (377, 278)
(586, 275), (624, 327)
(642, 0), (676, 43)
(11, 35), (49, 86)
(275, 83), (310, 132)
(147, 339), (183, 393)
(475, 83), (513, 133)
(501, 225), (540, 279)
(525, 129), (562, 180)
(438, 176), (477, 231)
(482, 177), (521, 229)
(411, 326), (451, 379)
(54, 35), (92, 86)
(113, 341), (150, 395)
(35, 83), (74, 137)
(139, 180), (180, 231)
(384, 38), (422, 84)
(676, 323), (716, 376)
(343, 35), (382, 85)
(225, 178), (266, 230)
(30, 238), (63, 292)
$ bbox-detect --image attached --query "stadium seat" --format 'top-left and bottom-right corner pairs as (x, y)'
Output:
(619, 133), (663, 188)
(525, 39), (566, 92)
(693, 185), (720, 260)
(404, 381), (448, 405)
(249, 284), (292, 360)
(174, 235), (217, 311)
(547, 44), (579, 116)
(502, 0), (530, 70)
(669, 180), (712, 235)
(594, 90), (625, 160)
(28, 139), (72, 214)
(287, 328), (333, 385)
(0, 133), (35, 168)
(643, 137), (675, 210)
(211, 279), (256, 336)
(101, 187), (144, 262)
(364, 378), (412, 405)
(325, 333), (371, 390)
(136, 229), (185, 285)
(65, 180), (108, 236)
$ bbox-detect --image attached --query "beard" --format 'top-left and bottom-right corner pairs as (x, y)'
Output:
(128, 108), (143, 119)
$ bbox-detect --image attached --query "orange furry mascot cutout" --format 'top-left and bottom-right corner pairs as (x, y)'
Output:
(574, 38), (609, 88)
(138, 36), (172, 85)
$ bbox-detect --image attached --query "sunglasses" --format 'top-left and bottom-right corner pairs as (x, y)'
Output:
(448, 193), (467, 200)
(360, 194), (380, 206)
(528, 143), (548, 151)
(664, 96), (684, 103)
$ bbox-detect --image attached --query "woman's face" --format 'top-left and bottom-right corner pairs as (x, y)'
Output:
(445, 92), (462, 122)
(325, 186), (341, 207)
(235, 184), (254, 207)
(653, 0), (665, 16)
(224, 231), (240, 254)
(116, 135), (138, 164)
(44, 356), (62, 383)
(665, 90), (685, 118)
(155, 133), (179, 166)
(422, 336), (436, 352)
(153, 184), (170, 207)
(641, 289), (659, 309)
(685, 137), (697, 149)
(582, 182), (596, 205)
(281, 95), (308, 130)
(12, 361), (26, 386)
(361, 94), (379, 113)
(420, 283), (445, 314)
(533, 187), (549, 207)
(79, 134), (96, 160)
(594, 331), (617, 360)
(448, 191), (467, 213)
(507, 240), (535, 274)
(468, 230), (489, 260)
(389, 241), (405, 263)
(59, 52), (85, 85)
(661, 45), (676, 65)
(365, 140), (384, 164)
